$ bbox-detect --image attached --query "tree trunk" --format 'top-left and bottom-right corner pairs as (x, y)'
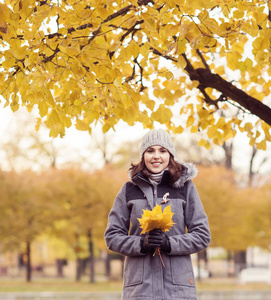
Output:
(197, 252), (201, 281)
(87, 229), (95, 283)
(197, 250), (208, 281)
(222, 140), (248, 277)
(234, 250), (247, 276)
(26, 241), (31, 282)
(76, 258), (82, 281)
(223, 142), (233, 169)
(105, 253), (111, 279)
(248, 146), (257, 186)
(227, 250), (234, 277)
(56, 259), (66, 277)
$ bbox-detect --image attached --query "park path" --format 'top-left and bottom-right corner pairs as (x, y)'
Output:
(0, 291), (271, 300)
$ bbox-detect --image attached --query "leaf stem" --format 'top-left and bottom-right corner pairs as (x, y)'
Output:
(154, 248), (165, 268)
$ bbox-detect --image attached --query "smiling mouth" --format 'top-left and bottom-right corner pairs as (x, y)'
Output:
(151, 162), (162, 166)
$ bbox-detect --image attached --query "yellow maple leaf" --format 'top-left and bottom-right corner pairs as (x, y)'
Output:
(151, 104), (173, 124)
(138, 204), (175, 235)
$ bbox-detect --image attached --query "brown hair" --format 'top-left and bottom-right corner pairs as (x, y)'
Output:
(129, 154), (182, 185)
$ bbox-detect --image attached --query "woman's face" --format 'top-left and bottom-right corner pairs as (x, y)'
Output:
(144, 145), (170, 174)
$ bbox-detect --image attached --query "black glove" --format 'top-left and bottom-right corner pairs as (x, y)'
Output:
(141, 229), (171, 254)
(141, 229), (161, 253)
(159, 230), (171, 253)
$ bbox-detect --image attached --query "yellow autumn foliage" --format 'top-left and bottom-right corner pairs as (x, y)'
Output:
(138, 204), (175, 235)
(0, 0), (270, 148)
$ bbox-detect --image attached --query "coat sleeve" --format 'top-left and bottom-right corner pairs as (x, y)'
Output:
(104, 183), (144, 257)
(168, 181), (211, 256)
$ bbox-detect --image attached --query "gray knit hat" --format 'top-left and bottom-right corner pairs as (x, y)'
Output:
(140, 129), (175, 157)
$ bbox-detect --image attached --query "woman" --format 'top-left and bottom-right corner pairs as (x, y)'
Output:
(104, 129), (211, 300)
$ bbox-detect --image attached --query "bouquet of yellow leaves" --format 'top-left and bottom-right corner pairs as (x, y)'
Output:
(138, 204), (175, 267)
(138, 204), (175, 234)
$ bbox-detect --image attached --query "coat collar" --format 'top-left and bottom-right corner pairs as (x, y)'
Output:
(131, 162), (198, 188)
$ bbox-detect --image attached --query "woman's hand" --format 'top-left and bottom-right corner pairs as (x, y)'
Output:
(141, 229), (171, 253)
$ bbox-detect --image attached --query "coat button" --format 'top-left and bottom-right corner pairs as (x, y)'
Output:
(189, 278), (193, 285)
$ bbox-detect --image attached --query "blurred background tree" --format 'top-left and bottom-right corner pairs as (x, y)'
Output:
(0, 122), (270, 282)
(0, 170), (59, 281)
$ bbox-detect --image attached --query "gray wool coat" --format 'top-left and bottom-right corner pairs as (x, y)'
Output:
(104, 162), (211, 300)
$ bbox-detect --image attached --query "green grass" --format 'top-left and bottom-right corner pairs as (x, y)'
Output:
(196, 278), (271, 291)
(0, 277), (270, 293)
(0, 278), (123, 292)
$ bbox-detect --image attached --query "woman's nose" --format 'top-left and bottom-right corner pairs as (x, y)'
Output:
(153, 151), (160, 158)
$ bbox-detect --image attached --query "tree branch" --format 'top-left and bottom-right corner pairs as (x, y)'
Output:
(103, 5), (134, 23)
(120, 20), (144, 42)
(151, 48), (177, 62)
(134, 57), (146, 92)
(196, 49), (211, 71)
(182, 53), (271, 126)
(150, 49), (271, 126)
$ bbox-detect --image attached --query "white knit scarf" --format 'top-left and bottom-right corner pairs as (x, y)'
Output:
(148, 169), (166, 186)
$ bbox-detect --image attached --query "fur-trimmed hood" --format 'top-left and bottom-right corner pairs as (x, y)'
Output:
(172, 162), (198, 188)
